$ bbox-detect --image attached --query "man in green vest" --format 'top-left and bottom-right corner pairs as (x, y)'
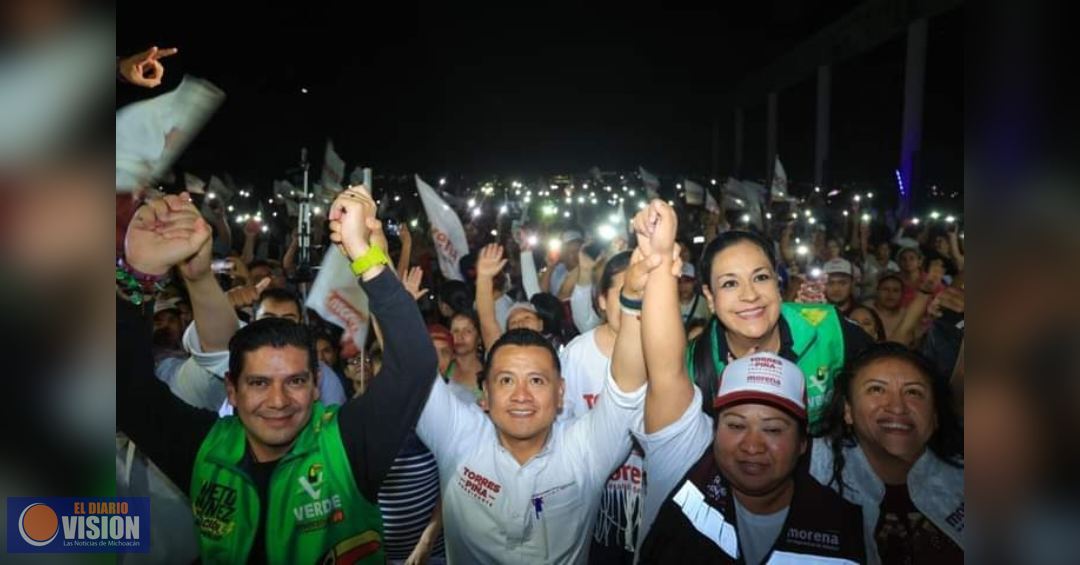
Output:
(118, 187), (437, 564)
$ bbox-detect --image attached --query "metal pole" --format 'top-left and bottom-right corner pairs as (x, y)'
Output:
(814, 65), (831, 189)
(899, 19), (928, 219)
(296, 147), (313, 324)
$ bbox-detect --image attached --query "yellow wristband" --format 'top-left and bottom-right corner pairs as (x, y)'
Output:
(350, 246), (390, 276)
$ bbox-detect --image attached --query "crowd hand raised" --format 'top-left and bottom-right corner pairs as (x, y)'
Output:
(118, 46), (178, 88)
(124, 192), (211, 276)
(477, 244), (507, 279)
(160, 194), (217, 282)
(928, 286), (965, 319)
(328, 185), (379, 261)
(398, 224), (412, 246)
(226, 278), (271, 309)
(243, 218), (262, 238)
(403, 266), (430, 301)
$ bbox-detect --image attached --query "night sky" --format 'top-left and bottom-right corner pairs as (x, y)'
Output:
(119, 2), (962, 193)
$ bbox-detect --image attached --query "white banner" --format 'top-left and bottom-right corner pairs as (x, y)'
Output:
(305, 249), (370, 359)
(416, 175), (469, 281)
(115, 75), (225, 192)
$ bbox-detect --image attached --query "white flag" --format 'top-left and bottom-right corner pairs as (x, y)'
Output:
(705, 187), (721, 214)
(416, 175), (469, 281)
(207, 175), (233, 201)
(684, 179), (705, 206)
(115, 75), (226, 192)
(306, 249), (370, 359)
(349, 166), (366, 186)
(638, 166), (660, 199)
(273, 180), (300, 216)
(772, 156), (792, 201)
(321, 139), (346, 190)
(184, 173), (205, 194)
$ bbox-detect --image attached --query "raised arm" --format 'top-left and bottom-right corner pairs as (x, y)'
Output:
(519, 244), (543, 299)
(636, 201), (696, 433)
(475, 243), (508, 350)
(167, 197), (240, 353)
(570, 249), (602, 332)
(328, 186), (438, 501)
(396, 224), (413, 278)
(119, 193), (218, 491)
(610, 248), (648, 393)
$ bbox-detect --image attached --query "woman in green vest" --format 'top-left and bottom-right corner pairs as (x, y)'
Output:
(687, 230), (872, 428)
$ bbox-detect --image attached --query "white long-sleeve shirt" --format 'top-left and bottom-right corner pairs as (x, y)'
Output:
(417, 370), (645, 564)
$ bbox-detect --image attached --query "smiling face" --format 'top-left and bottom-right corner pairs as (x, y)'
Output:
(845, 357), (938, 471)
(482, 344), (564, 457)
(713, 403), (806, 501)
(226, 345), (319, 462)
(702, 241), (782, 343)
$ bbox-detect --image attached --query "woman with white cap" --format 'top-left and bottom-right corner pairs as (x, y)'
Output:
(625, 199), (866, 564)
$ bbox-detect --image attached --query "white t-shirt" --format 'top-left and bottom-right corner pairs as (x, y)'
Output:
(416, 370), (646, 564)
(558, 328), (611, 422)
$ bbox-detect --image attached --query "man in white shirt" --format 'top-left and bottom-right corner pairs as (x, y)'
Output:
(416, 318), (647, 563)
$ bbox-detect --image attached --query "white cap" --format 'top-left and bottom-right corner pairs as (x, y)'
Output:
(507, 302), (538, 317)
(153, 297), (181, 315)
(680, 263), (696, 279)
(714, 352), (807, 421)
(561, 230), (584, 244)
(823, 258), (854, 277)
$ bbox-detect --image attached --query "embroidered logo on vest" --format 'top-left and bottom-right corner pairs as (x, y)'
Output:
(193, 481), (237, 539)
(945, 502), (964, 532)
(798, 308), (829, 327)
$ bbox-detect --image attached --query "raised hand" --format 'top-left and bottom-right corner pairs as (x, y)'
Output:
(476, 243), (507, 279)
(118, 46), (179, 88)
(328, 185), (379, 260)
(398, 224), (412, 247)
(403, 266), (430, 301)
(226, 278), (271, 309)
(243, 218), (262, 238)
(161, 193), (216, 282)
(125, 193), (211, 276)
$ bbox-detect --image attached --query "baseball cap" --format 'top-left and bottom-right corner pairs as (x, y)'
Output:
(561, 230), (584, 244)
(507, 302), (538, 317)
(713, 353), (807, 421)
(823, 258), (854, 277)
(680, 263), (696, 280)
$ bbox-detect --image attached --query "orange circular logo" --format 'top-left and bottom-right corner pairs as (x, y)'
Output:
(19, 503), (59, 546)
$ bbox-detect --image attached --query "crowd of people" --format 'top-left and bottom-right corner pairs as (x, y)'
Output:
(117, 46), (963, 565)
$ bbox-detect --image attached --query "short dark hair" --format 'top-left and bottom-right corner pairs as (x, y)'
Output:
(227, 318), (318, 384)
(255, 287), (302, 317)
(480, 328), (561, 390)
(698, 230), (778, 291)
(877, 273), (904, 288)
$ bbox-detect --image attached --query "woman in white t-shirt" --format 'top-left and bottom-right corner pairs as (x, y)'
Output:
(558, 251), (646, 563)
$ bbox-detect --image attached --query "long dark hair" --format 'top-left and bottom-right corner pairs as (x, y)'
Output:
(818, 342), (964, 496)
(688, 230), (780, 417)
(530, 292), (567, 347)
(847, 305), (887, 342)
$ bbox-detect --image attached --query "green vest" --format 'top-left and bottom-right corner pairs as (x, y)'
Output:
(190, 402), (385, 564)
(687, 303), (846, 428)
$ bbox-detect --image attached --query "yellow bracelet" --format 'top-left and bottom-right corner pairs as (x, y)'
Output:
(350, 246), (390, 276)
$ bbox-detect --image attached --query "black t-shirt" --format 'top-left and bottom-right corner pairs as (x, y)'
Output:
(875, 483), (963, 565)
